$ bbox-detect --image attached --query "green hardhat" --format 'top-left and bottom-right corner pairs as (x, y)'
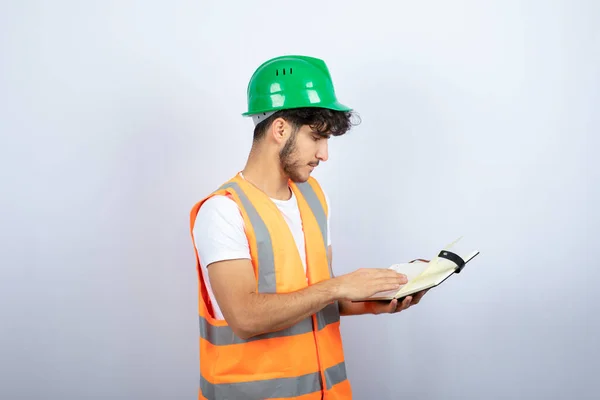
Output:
(242, 55), (352, 121)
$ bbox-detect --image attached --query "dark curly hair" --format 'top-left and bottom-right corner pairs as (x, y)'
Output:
(253, 107), (360, 142)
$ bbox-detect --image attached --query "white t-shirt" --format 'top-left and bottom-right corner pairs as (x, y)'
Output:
(193, 180), (331, 319)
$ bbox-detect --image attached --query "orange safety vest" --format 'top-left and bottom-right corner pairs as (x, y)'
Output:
(189, 174), (352, 400)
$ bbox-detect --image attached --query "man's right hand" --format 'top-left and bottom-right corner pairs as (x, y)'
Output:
(331, 268), (408, 301)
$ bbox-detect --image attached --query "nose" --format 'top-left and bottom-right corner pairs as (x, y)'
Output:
(316, 139), (329, 162)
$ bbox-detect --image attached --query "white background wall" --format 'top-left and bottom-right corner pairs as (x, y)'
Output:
(1, 1), (598, 399)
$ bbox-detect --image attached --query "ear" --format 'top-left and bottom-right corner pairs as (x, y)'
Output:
(269, 117), (289, 144)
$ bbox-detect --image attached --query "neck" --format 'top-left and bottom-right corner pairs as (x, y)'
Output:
(241, 146), (291, 200)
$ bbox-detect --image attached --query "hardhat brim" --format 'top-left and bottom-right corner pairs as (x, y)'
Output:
(242, 101), (353, 117)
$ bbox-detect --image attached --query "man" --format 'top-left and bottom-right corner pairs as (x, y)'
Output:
(189, 55), (427, 400)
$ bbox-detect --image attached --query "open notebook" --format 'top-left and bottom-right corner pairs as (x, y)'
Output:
(355, 237), (480, 302)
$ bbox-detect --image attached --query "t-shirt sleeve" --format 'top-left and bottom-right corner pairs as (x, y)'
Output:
(193, 195), (251, 268)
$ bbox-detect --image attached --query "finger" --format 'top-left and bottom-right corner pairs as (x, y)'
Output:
(393, 273), (409, 284)
(372, 282), (403, 293)
(388, 299), (398, 313)
(412, 293), (422, 305)
(374, 275), (408, 286)
(391, 297), (410, 313)
(374, 270), (409, 283)
(372, 278), (405, 292)
(412, 289), (428, 305)
(399, 296), (412, 311)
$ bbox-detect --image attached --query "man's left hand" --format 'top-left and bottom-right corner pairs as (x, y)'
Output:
(366, 289), (429, 315)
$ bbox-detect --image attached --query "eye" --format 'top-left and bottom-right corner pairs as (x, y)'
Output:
(312, 135), (321, 141)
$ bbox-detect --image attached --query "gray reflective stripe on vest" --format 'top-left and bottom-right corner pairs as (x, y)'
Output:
(200, 370), (320, 400)
(294, 181), (333, 276)
(199, 315), (313, 346)
(317, 301), (340, 330)
(324, 361), (348, 389)
(199, 306), (337, 346)
(200, 362), (348, 399)
(294, 181), (340, 329)
(220, 181), (275, 292)
(294, 181), (328, 251)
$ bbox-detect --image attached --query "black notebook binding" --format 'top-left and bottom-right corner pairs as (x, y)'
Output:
(438, 250), (467, 273)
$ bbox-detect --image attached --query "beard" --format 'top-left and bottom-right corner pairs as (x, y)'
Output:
(279, 131), (310, 183)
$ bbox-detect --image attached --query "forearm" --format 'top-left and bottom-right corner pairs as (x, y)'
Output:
(237, 279), (339, 339)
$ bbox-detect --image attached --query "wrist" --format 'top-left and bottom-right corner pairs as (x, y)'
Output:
(318, 278), (343, 303)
